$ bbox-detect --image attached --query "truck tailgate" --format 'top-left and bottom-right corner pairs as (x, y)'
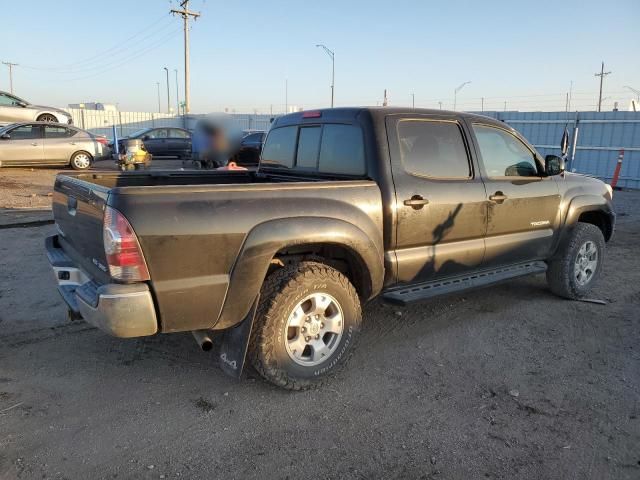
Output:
(52, 175), (110, 281)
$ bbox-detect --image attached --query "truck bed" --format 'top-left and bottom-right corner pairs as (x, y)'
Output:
(52, 169), (384, 334)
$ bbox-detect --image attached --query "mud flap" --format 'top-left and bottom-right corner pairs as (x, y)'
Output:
(218, 297), (259, 379)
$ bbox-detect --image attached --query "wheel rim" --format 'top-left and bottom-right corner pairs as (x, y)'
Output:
(39, 115), (56, 122)
(284, 292), (344, 367)
(574, 240), (598, 286)
(73, 153), (90, 169)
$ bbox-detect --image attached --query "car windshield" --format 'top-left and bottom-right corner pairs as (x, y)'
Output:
(130, 128), (152, 138)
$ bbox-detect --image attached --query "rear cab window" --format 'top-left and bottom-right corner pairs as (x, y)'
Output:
(261, 123), (366, 176)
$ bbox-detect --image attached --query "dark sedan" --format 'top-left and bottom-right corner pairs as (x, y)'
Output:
(237, 130), (265, 166)
(113, 127), (191, 158)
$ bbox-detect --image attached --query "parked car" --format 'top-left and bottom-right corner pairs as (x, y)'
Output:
(236, 130), (265, 166)
(0, 122), (109, 169)
(46, 107), (615, 390)
(0, 91), (73, 126)
(112, 127), (191, 158)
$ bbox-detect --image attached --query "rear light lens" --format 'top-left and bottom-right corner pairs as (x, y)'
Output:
(103, 206), (150, 281)
(96, 137), (109, 146)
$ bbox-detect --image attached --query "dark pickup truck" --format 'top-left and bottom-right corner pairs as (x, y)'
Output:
(46, 107), (615, 390)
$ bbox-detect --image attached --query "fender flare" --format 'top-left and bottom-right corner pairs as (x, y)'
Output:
(213, 216), (384, 330)
(552, 194), (615, 256)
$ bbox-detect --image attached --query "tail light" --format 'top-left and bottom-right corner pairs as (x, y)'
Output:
(96, 136), (109, 146)
(103, 206), (150, 281)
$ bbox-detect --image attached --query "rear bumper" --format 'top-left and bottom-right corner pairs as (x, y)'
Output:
(45, 235), (158, 338)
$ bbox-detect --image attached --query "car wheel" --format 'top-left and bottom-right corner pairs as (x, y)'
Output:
(249, 261), (362, 390)
(70, 151), (92, 170)
(546, 222), (605, 299)
(37, 114), (58, 122)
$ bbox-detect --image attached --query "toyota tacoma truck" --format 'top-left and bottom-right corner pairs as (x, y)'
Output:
(46, 107), (615, 390)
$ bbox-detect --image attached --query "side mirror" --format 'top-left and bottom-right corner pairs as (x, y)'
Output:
(142, 135), (150, 141)
(0, 133), (10, 140)
(545, 154), (565, 176)
(17, 101), (28, 108)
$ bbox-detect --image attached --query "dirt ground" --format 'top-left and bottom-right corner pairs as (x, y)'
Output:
(0, 168), (638, 479)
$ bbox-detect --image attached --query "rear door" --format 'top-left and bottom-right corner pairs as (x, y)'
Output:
(0, 124), (44, 165)
(468, 122), (561, 266)
(43, 124), (77, 164)
(387, 114), (487, 283)
(167, 128), (190, 156)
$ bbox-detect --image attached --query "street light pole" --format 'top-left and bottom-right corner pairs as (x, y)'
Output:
(453, 81), (471, 111)
(156, 82), (161, 113)
(316, 44), (335, 107)
(174, 69), (180, 114)
(163, 67), (170, 114)
(411, 93), (415, 109)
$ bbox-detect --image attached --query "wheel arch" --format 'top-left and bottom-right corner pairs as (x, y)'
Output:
(214, 217), (384, 331)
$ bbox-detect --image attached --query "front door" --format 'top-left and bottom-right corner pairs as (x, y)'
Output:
(387, 115), (487, 284)
(0, 124), (44, 165)
(469, 123), (561, 266)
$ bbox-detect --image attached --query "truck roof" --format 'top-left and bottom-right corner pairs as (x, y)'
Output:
(273, 107), (508, 129)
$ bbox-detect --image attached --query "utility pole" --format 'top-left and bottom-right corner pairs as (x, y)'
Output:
(163, 67), (170, 114)
(156, 82), (161, 113)
(171, 0), (200, 115)
(594, 61), (611, 113)
(174, 69), (180, 115)
(481, 97), (484, 112)
(411, 93), (415, 108)
(315, 44), (335, 107)
(383, 89), (388, 107)
(2, 61), (18, 94)
(438, 101), (442, 110)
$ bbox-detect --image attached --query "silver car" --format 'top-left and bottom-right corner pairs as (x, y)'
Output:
(0, 91), (73, 126)
(0, 122), (110, 170)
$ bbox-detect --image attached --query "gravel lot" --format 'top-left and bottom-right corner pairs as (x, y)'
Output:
(0, 168), (638, 479)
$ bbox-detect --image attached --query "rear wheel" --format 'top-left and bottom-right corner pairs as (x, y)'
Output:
(37, 113), (58, 122)
(546, 222), (605, 299)
(249, 261), (362, 390)
(70, 151), (92, 170)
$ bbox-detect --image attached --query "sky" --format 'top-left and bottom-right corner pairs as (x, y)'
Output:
(1, 0), (638, 114)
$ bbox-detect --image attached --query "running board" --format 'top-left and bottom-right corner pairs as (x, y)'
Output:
(382, 261), (547, 306)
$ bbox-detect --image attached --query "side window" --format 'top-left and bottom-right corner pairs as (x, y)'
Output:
(261, 126), (297, 168)
(45, 125), (74, 138)
(243, 133), (262, 143)
(318, 124), (365, 175)
(8, 125), (41, 140)
(473, 125), (539, 177)
(170, 129), (189, 138)
(296, 126), (322, 168)
(147, 129), (167, 139)
(397, 120), (471, 178)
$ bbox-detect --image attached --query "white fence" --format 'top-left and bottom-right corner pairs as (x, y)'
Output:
(65, 109), (275, 139)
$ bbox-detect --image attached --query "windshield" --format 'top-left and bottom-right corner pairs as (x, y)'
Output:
(0, 123), (18, 134)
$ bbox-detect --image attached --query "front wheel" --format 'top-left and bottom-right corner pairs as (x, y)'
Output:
(37, 113), (58, 122)
(546, 222), (605, 299)
(249, 261), (362, 390)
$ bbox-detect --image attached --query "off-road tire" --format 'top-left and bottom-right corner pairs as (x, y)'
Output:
(249, 261), (361, 390)
(546, 222), (605, 299)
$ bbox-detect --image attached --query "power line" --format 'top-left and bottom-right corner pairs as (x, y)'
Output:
(20, 14), (174, 72)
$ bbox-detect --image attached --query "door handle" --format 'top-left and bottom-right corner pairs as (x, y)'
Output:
(489, 192), (508, 203)
(403, 195), (429, 209)
(69, 142), (76, 145)
(31, 142), (38, 146)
